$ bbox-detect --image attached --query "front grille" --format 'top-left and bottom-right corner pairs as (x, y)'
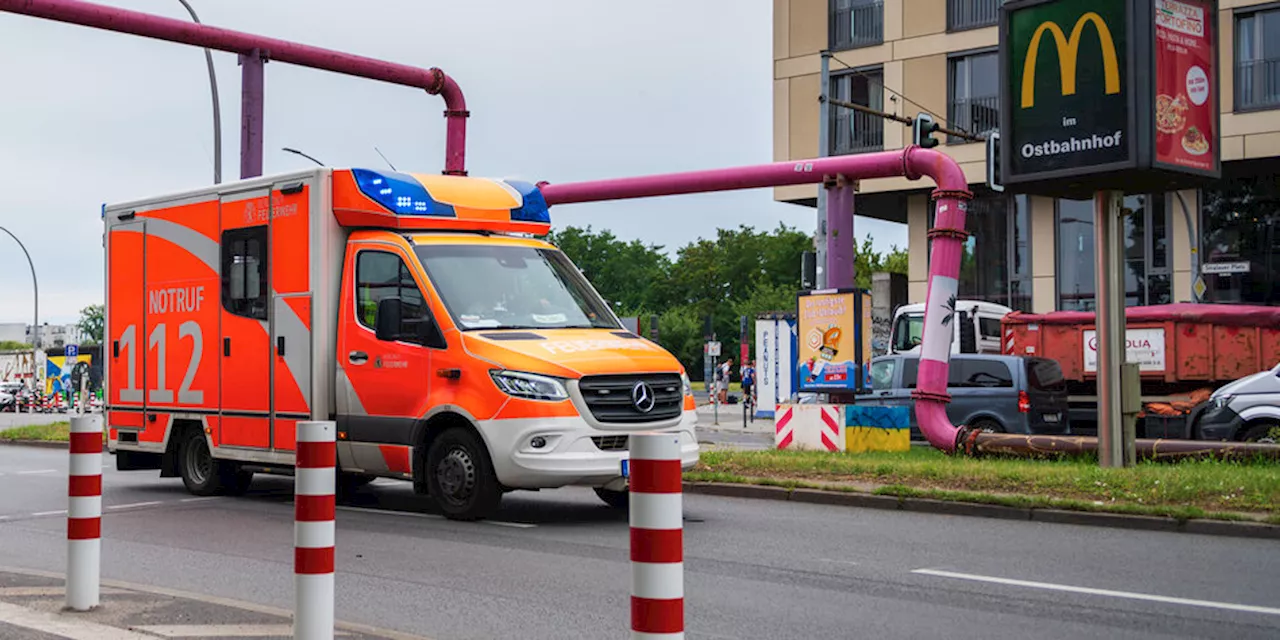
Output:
(578, 374), (683, 424)
(591, 435), (630, 451)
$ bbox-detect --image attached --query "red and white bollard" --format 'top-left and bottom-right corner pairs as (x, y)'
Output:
(629, 432), (684, 639)
(66, 414), (102, 611)
(294, 421), (336, 640)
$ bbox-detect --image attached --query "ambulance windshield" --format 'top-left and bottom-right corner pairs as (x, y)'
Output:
(414, 244), (620, 331)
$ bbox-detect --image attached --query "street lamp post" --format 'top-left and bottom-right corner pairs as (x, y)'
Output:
(0, 226), (38, 393)
(282, 147), (325, 167)
(176, 0), (222, 184)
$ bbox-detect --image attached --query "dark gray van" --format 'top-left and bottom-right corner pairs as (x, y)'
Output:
(865, 353), (1071, 438)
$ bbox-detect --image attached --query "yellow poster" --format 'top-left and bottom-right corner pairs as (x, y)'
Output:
(797, 291), (859, 391)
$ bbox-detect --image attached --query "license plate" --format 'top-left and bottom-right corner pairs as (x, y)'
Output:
(1044, 414), (1060, 423)
(620, 458), (629, 478)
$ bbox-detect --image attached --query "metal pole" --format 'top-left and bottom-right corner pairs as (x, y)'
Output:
(826, 177), (856, 289)
(628, 432), (683, 639)
(175, 0), (221, 184)
(1174, 191), (1200, 301)
(239, 48), (265, 179)
(0, 227), (38, 392)
(1094, 190), (1127, 467)
(816, 51), (831, 289)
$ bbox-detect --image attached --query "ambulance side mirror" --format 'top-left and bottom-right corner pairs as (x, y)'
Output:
(375, 297), (404, 342)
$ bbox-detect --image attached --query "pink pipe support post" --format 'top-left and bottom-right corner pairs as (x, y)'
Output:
(239, 49), (265, 179)
(0, 0), (469, 175)
(540, 147), (972, 452)
(825, 179), (856, 289)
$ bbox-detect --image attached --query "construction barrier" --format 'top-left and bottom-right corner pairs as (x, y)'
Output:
(294, 421), (336, 640)
(66, 414), (102, 611)
(775, 404), (910, 453)
(629, 432), (684, 639)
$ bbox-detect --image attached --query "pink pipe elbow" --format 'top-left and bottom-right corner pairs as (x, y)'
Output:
(437, 72), (469, 176)
(539, 146), (973, 454)
(903, 147), (972, 454)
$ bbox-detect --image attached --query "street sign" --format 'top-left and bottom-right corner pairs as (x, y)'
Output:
(1193, 275), (1207, 300)
(65, 344), (78, 360)
(706, 341), (721, 357)
(999, 0), (1221, 198)
(1201, 261), (1249, 275)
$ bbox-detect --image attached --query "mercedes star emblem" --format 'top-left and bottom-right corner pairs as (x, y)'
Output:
(631, 381), (656, 413)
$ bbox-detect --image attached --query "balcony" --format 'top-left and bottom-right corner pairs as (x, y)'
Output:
(1236, 58), (1280, 111)
(831, 108), (884, 155)
(830, 0), (883, 50)
(947, 0), (1000, 31)
(948, 95), (999, 143)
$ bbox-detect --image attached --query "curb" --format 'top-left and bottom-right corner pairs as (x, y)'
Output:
(0, 439), (70, 449)
(683, 481), (1280, 540)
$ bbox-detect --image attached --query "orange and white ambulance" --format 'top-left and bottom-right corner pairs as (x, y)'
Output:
(103, 168), (699, 520)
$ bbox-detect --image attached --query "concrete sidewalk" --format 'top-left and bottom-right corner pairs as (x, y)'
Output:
(0, 568), (427, 640)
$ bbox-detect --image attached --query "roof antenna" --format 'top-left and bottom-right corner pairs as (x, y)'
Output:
(374, 147), (397, 171)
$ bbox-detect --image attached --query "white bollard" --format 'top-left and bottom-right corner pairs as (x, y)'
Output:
(629, 432), (684, 639)
(294, 421), (336, 640)
(66, 414), (102, 611)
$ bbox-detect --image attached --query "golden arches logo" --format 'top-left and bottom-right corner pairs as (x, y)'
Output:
(1021, 11), (1120, 109)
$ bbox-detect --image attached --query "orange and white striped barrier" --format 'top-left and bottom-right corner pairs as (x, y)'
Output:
(629, 432), (683, 639)
(66, 414), (102, 611)
(294, 420), (336, 640)
(773, 404), (843, 452)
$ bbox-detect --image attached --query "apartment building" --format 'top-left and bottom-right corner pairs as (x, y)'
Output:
(774, 0), (1280, 312)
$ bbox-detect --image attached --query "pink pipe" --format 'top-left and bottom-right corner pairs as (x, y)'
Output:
(0, 0), (468, 175)
(540, 147), (971, 452)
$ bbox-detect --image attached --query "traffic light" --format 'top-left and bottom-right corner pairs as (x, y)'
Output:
(913, 112), (941, 149)
(986, 130), (1004, 192)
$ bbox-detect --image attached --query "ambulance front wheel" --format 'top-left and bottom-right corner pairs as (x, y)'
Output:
(426, 427), (502, 521)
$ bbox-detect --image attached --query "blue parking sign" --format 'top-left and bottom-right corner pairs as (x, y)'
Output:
(65, 344), (78, 360)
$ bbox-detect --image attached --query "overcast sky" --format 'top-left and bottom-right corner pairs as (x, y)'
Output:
(0, 0), (906, 325)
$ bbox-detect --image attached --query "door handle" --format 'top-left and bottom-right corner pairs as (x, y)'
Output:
(223, 337), (231, 357)
(277, 336), (286, 357)
(348, 350), (368, 365)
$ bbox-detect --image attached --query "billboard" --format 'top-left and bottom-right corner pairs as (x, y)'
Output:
(795, 289), (872, 393)
(999, 0), (1220, 197)
(754, 315), (797, 417)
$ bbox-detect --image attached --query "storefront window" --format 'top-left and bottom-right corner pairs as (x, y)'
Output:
(928, 191), (1031, 311)
(1201, 173), (1280, 305)
(1057, 194), (1171, 311)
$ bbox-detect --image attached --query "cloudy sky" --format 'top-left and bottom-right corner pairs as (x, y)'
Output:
(0, 0), (906, 325)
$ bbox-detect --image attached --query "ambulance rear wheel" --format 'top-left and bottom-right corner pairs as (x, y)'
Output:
(179, 430), (223, 496)
(427, 427), (501, 521)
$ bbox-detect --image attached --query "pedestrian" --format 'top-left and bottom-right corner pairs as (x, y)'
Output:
(718, 358), (733, 403)
(741, 362), (755, 408)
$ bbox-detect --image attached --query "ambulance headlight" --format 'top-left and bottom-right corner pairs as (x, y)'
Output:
(681, 372), (693, 397)
(490, 371), (569, 401)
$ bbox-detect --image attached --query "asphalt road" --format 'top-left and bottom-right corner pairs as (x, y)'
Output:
(1, 445), (1278, 639)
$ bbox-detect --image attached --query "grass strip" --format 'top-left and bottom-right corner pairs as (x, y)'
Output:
(689, 447), (1280, 516)
(0, 422), (72, 442)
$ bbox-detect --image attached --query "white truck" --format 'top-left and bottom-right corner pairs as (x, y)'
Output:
(888, 300), (1012, 355)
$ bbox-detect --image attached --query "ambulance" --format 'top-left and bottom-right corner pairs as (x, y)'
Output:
(103, 168), (700, 520)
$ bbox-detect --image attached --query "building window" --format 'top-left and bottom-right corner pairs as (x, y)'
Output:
(1235, 7), (1280, 111)
(220, 226), (268, 320)
(829, 69), (884, 155)
(1056, 195), (1172, 311)
(1200, 172), (1280, 306)
(928, 190), (1032, 311)
(830, 0), (883, 50)
(947, 0), (1000, 31)
(947, 51), (999, 143)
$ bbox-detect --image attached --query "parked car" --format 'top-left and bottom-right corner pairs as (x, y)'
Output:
(864, 353), (1071, 437)
(1191, 362), (1280, 443)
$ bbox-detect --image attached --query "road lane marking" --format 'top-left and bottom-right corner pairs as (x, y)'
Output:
(106, 501), (164, 510)
(483, 520), (536, 529)
(179, 497), (221, 503)
(30, 510), (66, 517)
(0, 586), (130, 596)
(912, 568), (1280, 617)
(15, 469), (56, 475)
(0, 600), (153, 639)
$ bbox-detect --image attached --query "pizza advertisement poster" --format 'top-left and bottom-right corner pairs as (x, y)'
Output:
(796, 290), (860, 393)
(1153, 0), (1216, 171)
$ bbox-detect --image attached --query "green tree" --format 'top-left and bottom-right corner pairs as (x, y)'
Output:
(546, 226), (671, 313)
(76, 304), (104, 344)
(0, 340), (29, 351)
(654, 306), (705, 379)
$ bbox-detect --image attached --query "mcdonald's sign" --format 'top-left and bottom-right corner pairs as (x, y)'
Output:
(999, 0), (1220, 197)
